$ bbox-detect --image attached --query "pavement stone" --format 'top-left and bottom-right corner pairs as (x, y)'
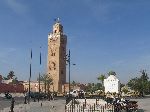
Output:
(0, 100), (65, 112)
(1, 97), (150, 112)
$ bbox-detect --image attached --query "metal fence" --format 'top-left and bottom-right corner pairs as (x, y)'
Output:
(65, 99), (114, 112)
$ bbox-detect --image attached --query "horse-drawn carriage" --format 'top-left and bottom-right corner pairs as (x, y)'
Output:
(125, 100), (138, 111)
(114, 99), (138, 112)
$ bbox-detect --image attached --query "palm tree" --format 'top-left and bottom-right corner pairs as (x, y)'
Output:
(7, 71), (15, 79)
(46, 75), (53, 93)
(108, 70), (116, 76)
(38, 74), (53, 93)
(72, 80), (76, 90)
(38, 74), (47, 93)
(97, 74), (106, 90)
(3, 76), (8, 80)
(140, 70), (149, 96)
(97, 74), (106, 85)
(140, 70), (149, 81)
(11, 77), (19, 84)
(127, 70), (150, 97)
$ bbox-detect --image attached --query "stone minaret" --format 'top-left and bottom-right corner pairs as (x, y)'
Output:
(47, 20), (67, 92)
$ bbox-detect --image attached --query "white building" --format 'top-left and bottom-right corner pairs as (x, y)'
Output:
(104, 75), (120, 94)
(1, 79), (13, 84)
(23, 81), (45, 92)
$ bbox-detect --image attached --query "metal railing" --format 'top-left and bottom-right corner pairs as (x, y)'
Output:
(65, 98), (114, 112)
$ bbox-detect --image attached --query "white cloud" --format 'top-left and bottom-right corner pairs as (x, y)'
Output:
(4, 0), (28, 15)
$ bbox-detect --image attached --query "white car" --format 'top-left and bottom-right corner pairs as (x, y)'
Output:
(67, 89), (85, 98)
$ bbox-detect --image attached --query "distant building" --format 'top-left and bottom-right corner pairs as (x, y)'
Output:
(62, 83), (86, 94)
(0, 83), (24, 93)
(0, 75), (2, 83)
(104, 75), (120, 94)
(1, 79), (13, 84)
(23, 81), (45, 93)
(0, 76), (24, 93)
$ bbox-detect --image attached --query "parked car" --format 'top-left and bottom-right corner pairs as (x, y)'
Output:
(25, 92), (48, 99)
(67, 89), (85, 98)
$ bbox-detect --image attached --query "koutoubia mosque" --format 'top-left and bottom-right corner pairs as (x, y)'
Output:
(47, 19), (67, 92)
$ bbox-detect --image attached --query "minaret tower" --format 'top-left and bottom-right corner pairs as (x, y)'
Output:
(47, 19), (67, 92)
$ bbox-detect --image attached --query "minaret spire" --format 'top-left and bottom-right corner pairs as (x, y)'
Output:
(53, 18), (63, 34)
(54, 18), (60, 23)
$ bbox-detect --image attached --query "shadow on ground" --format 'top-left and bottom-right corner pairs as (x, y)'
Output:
(138, 109), (144, 112)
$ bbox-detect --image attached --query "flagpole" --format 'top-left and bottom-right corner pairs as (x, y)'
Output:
(38, 47), (41, 102)
(28, 49), (32, 104)
(68, 50), (71, 97)
(38, 72), (40, 102)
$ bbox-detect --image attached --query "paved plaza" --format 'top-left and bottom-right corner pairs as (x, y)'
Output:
(0, 100), (65, 112)
(131, 97), (150, 112)
(0, 97), (150, 112)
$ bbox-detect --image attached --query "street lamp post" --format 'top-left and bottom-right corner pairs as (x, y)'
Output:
(28, 65), (31, 104)
(65, 49), (71, 97)
(68, 50), (71, 97)
(38, 73), (40, 102)
(65, 49), (77, 104)
(66, 49), (76, 97)
(38, 47), (42, 102)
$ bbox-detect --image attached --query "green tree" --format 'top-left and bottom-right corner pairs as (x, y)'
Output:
(46, 76), (53, 93)
(97, 74), (106, 85)
(148, 81), (150, 93)
(3, 76), (8, 80)
(120, 83), (125, 88)
(127, 70), (150, 96)
(7, 71), (15, 79)
(128, 77), (141, 91)
(40, 74), (53, 93)
(108, 71), (116, 76)
(85, 83), (92, 92)
(97, 74), (106, 90)
(72, 80), (76, 90)
(93, 83), (102, 91)
(38, 74), (53, 93)
(11, 77), (19, 84)
(140, 70), (149, 95)
(121, 86), (129, 94)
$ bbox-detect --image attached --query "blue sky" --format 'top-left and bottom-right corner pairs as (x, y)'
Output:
(0, 0), (150, 84)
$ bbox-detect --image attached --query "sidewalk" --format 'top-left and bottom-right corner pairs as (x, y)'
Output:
(0, 100), (65, 112)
